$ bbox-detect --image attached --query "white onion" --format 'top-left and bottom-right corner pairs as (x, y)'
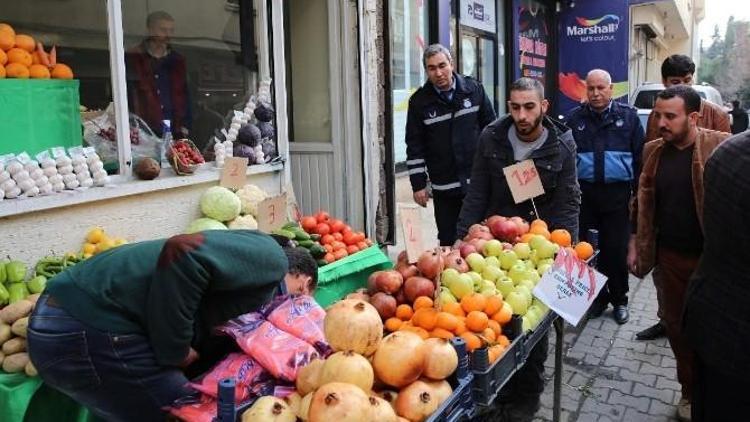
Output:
(48, 174), (63, 184)
(0, 171), (10, 183)
(52, 182), (65, 192)
(62, 174), (77, 184)
(23, 186), (40, 197)
(11, 170), (30, 181)
(40, 159), (56, 169)
(42, 166), (58, 177)
(92, 169), (107, 180)
(88, 161), (104, 172)
(80, 178), (94, 188)
(76, 172), (91, 182)
(34, 175), (49, 187)
(57, 165), (74, 175)
(55, 156), (72, 166)
(1, 179), (16, 191)
(64, 179), (80, 189)
(73, 164), (88, 174)
(71, 156), (86, 166)
(4, 186), (21, 198)
(17, 179), (35, 191)
(29, 168), (44, 180)
(6, 161), (23, 174)
(39, 183), (53, 195)
(24, 161), (40, 172)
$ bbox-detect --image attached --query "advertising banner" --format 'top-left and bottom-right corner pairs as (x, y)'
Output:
(460, 0), (497, 33)
(557, 0), (630, 115)
(512, 0), (550, 83)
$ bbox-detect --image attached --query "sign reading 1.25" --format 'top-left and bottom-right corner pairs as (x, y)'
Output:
(502, 159), (545, 204)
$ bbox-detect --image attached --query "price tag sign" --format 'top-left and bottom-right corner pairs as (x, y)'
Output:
(502, 159), (545, 204)
(284, 182), (303, 223)
(257, 193), (288, 233)
(399, 205), (423, 264)
(220, 157), (249, 189)
(532, 248), (608, 326)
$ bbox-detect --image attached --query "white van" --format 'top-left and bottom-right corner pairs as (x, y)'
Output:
(630, 82), (724, 128)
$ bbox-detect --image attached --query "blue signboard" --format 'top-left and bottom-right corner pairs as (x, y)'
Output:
(557, 0), (630, 115)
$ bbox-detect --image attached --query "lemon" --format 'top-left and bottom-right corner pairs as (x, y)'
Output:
(82, 243), (96, 254)
(86, 227), (105, 244)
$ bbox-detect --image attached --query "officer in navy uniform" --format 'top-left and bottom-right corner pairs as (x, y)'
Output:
(565, 69), (645, 324)
(405, 44), (496, 246)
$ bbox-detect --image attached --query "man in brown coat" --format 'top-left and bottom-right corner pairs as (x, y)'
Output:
(628, 85), (729, 421)
(636, 54), (731, 341)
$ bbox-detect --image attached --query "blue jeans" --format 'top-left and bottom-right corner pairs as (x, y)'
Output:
(27, 295), (193, 422)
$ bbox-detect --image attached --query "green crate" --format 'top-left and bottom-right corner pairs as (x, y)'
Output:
(0, 79), (82, 155)
(313, 245), (393, 308)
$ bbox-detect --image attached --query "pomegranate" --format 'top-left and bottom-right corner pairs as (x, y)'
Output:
(445, 254), (469, 273)
(397, 250), (408, 264)
(510, 216), (530, 235)
(394, 288), (408, 305)
(319, 351), (374, 393)
(375, 270), (404, 294)
(416, 249), (444, 280)
(468, 223), (491, 237)
(490, 218), (519, 242)
(370, 292), (397, 319)
(324, 299), (383, 356)
(241, 396), (296, 422)
(421, 338), (458, 380)
(368, 395), (399, 422)
(368, 270), (385, 293)
(403, 276), (435, 303)
(376, 390), (399, 408)
(423, 379), (452, 405)
(486, 215), (505, 228)
(373, 331), (425, 388)
(299, 392), (314, 420)
(296, 358), (324, 396)
(308, 382), (370, 422)
(345, 288), (370, 302)
(283, 392), (302, 416)
(396, 263), (420, 280)
(395, 380), (439, 421)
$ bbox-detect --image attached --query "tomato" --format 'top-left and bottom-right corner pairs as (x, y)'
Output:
(301, 216), (318, 232)
(341, 225), (352, 235)
(331, 241), (346, 251)
(324, 244), (334, 253)
(356, 241), (369, 250)
(342, 231), (358, 245)
(315, 223), (331, 236)
(332, 232), (343, 242)
(321, 234), (335, 245)
(333, 249), (349, 260)
(324, 252), (336, 263)
(315, 211), (330, 223)
(346, 245), (360, 255)
(329, 219), (345, 233)
(354, 232), (366, 243)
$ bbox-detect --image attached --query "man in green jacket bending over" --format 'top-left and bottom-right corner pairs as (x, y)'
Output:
(26, 229), (317, 422)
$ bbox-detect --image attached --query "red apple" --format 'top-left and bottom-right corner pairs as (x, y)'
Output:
(510, 216), (530, 235)
(490, 218), (519, 242)
(486, 215), (506, 229)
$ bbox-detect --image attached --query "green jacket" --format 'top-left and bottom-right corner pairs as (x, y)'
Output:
(46, 230), (288, 366)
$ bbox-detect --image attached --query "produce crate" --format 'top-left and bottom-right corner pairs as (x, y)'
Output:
(520, 310), (557, 363)
(313, 245), (393, 308)
(426, 337), (475, 422)
(469, 335), (523, 406)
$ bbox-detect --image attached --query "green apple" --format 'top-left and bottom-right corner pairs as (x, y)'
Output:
(439, 287), (458, 305)
(482, 265), (504, 282)
(441, 268), (460, 289)
(483, 239), (504, 257)
(513, 242), (531, 260)
(536, 240), (557, 259)
(480, 287), (499, 297)
(480, 279), (496, 291)
(536, 263), (552, 276)
(484, 256), (501, 269)
(450, 273), (474, 299)
(517, 279), (536, 292)
(527, 270), (541, 284)
(538, 258), (555, 267)
(514, 285), (533, 307)
(509, 263), (530, 284)
(529, 234), (547, 251)
(499, 250), (519, 270)
(495, 277), (515, 297)
(524, 259), (536, 271)
(505, 291), (528, 315)
(466, 253), (486, 273)
(525, 305), (542, 328)
(521, 315), (533, 332)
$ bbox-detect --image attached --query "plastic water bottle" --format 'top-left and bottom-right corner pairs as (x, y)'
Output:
(161, 120), (172, 164)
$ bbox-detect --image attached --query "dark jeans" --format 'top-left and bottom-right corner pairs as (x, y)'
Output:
(579, 188), (631, 307)
(433, 191), (465, 246)
(27, 295), (192, 422)
(692, 355), (750, 421)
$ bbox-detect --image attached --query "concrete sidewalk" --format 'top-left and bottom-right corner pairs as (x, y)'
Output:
(391, 175), (683, 422)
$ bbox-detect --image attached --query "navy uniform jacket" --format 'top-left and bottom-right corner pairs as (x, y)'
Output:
(405, 73), (496, 195)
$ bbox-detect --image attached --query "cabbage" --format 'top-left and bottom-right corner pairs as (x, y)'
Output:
(228, 214), (258, 230)
(186, 217), (227, 234)
(200, 186), (242, 221)
(236, 184), (269, 217)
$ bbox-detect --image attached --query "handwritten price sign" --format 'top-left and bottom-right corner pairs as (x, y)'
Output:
(257, 193), (288, 233)
(220, 157), (249, 189)
(502, 159), (545, 204)
(399, 205), (423, 264)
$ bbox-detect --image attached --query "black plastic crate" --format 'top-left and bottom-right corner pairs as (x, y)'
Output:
(469, 335), (522, 406)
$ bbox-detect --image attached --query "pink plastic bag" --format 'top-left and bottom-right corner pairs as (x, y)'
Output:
(170, 398), (216, 422)
(189, 353), (269, 402)
(264, 295), (330, 354)
(218, 313), (320, 382)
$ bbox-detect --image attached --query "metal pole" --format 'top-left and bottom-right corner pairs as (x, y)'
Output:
(553, 317), (563, 422)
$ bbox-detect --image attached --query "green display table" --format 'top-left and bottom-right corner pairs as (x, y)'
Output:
(313, 245), (393, 308)
(0, 373), (99, 422)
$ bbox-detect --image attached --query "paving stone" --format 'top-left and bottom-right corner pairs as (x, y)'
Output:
(632, 382), (675, 405)
(580, 397), (627, 420)
(592, 377), (633, 395)
(607, 390), (650, 413)
(661, 356), (677, 368)
(645, 343), (675, 357)
(619, 368), (656, 387)
(574, 412), (599, 422)
(648, 398), (677, 417)
(640, 362), (675, 378)
(622, 407), (664, 422)
(626, 350), (663, 366)
(655, 375), (681, 391)
(603, 354), (641, 373)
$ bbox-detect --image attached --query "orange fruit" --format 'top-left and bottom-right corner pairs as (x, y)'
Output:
(6, 48), (31, 67)
(415, 308), (438, 331)
(29, 63), (50, 79)
(0, 49), (6, 66)
(442, 302), (466, 317)
(413, 296), (434, 310)
(395, 304), (414, 321)
(550, 229), (572, 247)
(385, 317), (403, 332)
(574, 242), (594, 260)
(520, 233), (535, 243)
(5, 62), (28, 78)
(529, 225), (550, 239)
(412, 327), (430, 340)
(460, 332), (482, 352)
(530, 219), (548, 230)
(14, 34), (35, 52)
(0, 32), (14, 51)
(430, 328), (455, 340)
(491, 302), (513, 325)
(398, 321), (414, 330)
(436, 312), (458, 331)
(497, 335), (510, 347)
(454, 317), (468, 335)
(461, 293), (487, 314)
(0, 23), (16, 37)
(481, 327), (497, 343)
(466, 311), (489, 332)
(488, 320), (502, 337)
(51, 63), (74, 79)
(484, 295), (503, 316)
(488, 344), (506, 363)
(0, 64), (5, 79)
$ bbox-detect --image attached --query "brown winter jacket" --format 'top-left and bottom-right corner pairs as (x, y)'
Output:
(631, 128), (730, 277)
(645, 99), (730, 141)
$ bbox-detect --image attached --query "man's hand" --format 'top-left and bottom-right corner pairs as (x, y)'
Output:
(413, 189), (429, 207)
(179, 347), (199, 368)
(627, 235), (638, 275)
